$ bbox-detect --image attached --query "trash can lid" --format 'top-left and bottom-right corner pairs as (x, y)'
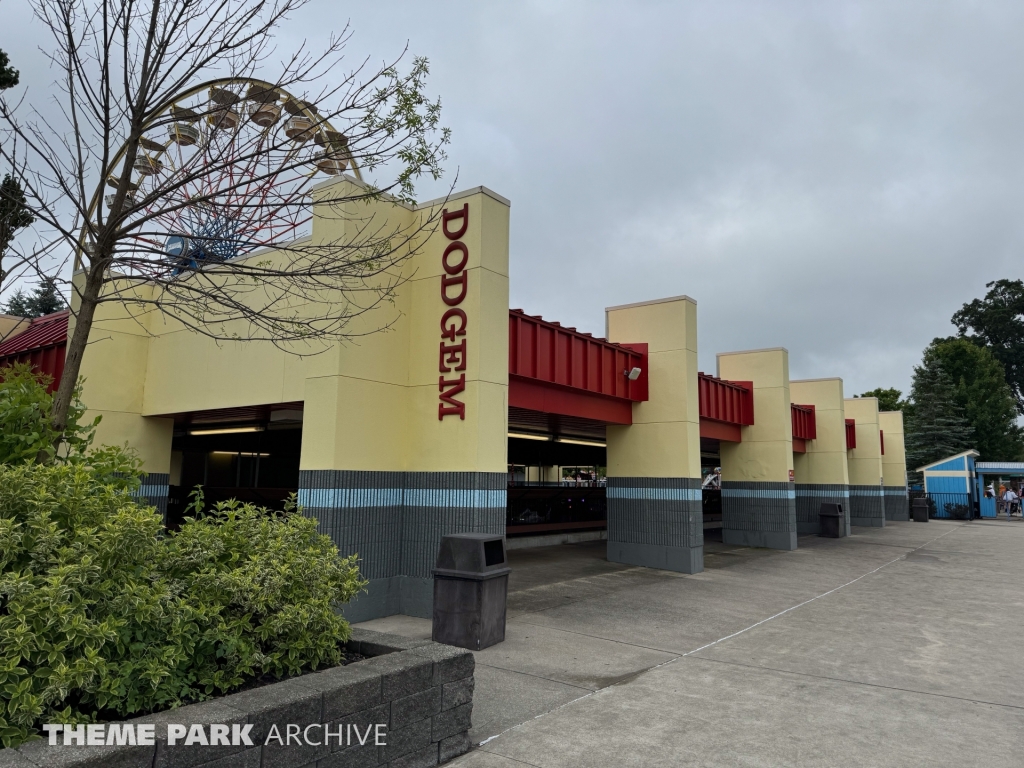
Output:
(818, 502), (843, 516)
(433, 533), (511, 580)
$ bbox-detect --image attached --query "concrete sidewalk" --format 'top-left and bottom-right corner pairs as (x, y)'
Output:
(355, 520), (1024, 767)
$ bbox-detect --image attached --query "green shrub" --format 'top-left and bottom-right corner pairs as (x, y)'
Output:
(0, 363), (98, 464)
(0, 461), (365, 748)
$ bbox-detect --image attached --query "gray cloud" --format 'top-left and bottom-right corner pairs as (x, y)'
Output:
(7, 0), (1023, 395)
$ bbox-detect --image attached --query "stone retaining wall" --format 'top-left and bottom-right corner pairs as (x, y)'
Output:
(4, 629), (473, 768)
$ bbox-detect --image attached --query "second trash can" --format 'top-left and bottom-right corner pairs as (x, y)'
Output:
(912, 497), (930, 522)
(818, 503), (845, 538)
(432, 533), (511, 651)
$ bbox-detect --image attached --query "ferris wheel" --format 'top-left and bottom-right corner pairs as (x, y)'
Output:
(85, 78), (360, 276)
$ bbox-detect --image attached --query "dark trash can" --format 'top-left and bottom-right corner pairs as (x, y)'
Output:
(912, 498), (929, 523)
(432, 533), (511, 651)
(818, 503), (845, 538)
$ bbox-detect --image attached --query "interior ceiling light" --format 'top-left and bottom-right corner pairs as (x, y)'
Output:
(210, 451), (270, 457)
(555, 437), (607, 447)
(507, 432), (553, 442)
(189, 426), (263, 435)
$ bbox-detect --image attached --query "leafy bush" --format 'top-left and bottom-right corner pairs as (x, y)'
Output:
(0, 363), (98, 464)
(0, 461), (365, 748)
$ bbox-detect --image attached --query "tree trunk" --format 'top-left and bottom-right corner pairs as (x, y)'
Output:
(41, 263), (104, 461)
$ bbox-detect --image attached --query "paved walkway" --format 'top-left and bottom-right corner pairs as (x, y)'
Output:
(356, 519), (1024, 767)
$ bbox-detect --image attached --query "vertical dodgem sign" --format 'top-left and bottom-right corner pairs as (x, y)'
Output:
(438, 203), (469, 420)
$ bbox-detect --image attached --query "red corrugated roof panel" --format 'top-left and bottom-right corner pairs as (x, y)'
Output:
(0, 310), (69, 357)
(0, 310), (69, 392)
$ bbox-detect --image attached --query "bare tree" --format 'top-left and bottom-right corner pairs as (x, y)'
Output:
(0, 0), (451, 449)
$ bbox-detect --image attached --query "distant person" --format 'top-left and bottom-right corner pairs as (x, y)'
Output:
(1002, 487), (1018, 518)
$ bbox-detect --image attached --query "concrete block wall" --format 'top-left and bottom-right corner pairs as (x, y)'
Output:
(299, 470), (505, 621)
(606, 477), (703, 573)
(10, 629), (474, 768)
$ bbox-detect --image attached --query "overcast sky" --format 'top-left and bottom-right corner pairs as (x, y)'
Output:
(6, 1), (1024, 395)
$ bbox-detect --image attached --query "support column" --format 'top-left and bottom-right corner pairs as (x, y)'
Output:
(845, 397), (885, 527)
(717, 349), (797, 550)
(298, 185), (510, 622)
(879, 410), (909, 521)
(605, 296), (703, 574)
(790, 378), (851, 535)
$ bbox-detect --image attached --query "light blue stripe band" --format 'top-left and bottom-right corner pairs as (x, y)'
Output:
(606, 488), (702, 502)
(849, 489), (885, 496)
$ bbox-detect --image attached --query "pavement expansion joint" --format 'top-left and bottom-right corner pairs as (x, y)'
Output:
(682, 655), (1024, 712)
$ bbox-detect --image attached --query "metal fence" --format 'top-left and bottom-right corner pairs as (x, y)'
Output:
(908, 490), (976, 520)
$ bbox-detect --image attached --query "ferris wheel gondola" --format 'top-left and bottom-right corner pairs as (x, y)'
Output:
(79, 78), (361, 275)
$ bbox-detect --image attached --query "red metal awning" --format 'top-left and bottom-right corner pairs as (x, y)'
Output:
(698, 372), (753, 442)
(845, 419), (857, 450)
(508, 309), (647, 425)
(0, 310), (69, 393)
(791, 403), (816, 453)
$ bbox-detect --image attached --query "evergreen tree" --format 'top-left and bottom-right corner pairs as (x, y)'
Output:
(905, 358), (974, 472)
(0, 51), (33, 292)
(923, 337), (1024, 461)
(3, 278), (66, 317)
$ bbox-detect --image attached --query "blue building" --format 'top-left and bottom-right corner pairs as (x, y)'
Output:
(916, 450), (978, 518)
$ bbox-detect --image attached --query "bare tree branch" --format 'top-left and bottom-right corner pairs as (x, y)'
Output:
(0, 0), (451, 446)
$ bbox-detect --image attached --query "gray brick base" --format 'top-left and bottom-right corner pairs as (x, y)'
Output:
(606, 477), (703, 573)
(850, 485), (886, 527)
(299, 471), (505, 621)
(721, 481), (797, 550)
(133, 472), (169, 517)
(795, 484), (850, 536)
(883, 486), (909, 521)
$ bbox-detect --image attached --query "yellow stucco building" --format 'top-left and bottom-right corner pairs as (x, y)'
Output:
(44, 175), (909, 621)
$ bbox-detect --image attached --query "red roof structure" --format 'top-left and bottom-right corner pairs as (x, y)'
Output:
(0, 310), (70, 392)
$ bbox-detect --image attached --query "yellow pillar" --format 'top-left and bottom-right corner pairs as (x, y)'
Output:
(301, 184), (511, 619)
(716, 348), (796, 550)
(879, 410), (908, 521)
(605, 295), (703, 573)
(844, 397), (885, 527)
(790, 378), (851, 535)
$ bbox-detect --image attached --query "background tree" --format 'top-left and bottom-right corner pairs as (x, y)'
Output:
(952, 279), (1024, 414)
(857, 387), (906, 412)
(0, 0), (450, 450)
(904, 358), (975, 473)
(921, 337), (1023, 462)
(0, 49), (35, 295)
(0, 49), (18, 89)
(3, 276), (66, 317)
